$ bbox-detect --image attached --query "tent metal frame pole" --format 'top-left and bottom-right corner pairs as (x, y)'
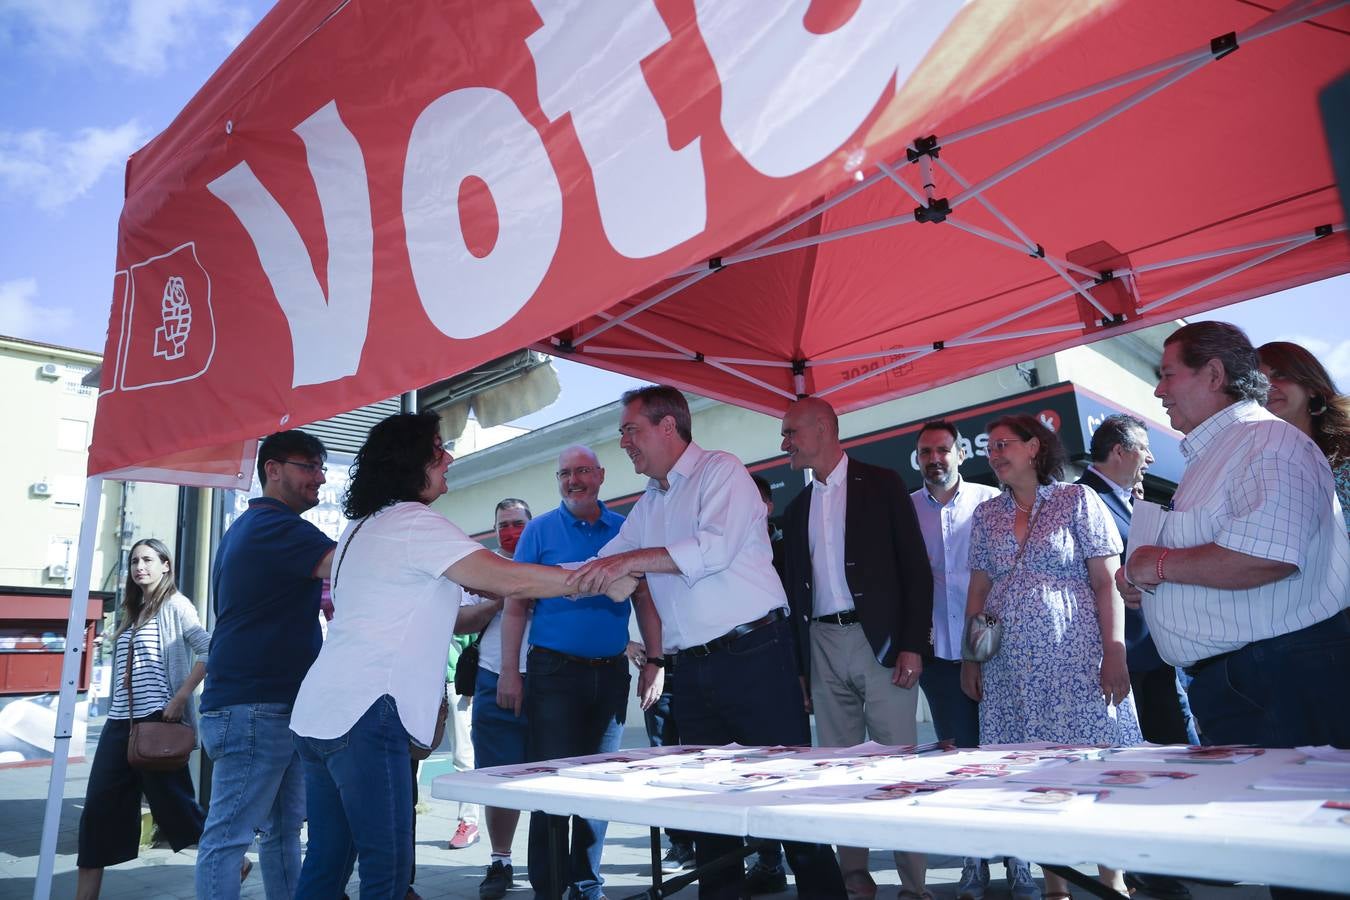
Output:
(1138, 232), (1324, 314)
(572, 0), (1346, 366)
(667, 168), (892, 279)
(932, 156), (1099, 278)
(582, 345), (793, 368)
(1127, 224), (1345, 276)
(576, 168), (888, 347)
(815, 347), (939, 398)
(589, 313), (797, 401)
(34, 476), (105, 900)
(950, 56), (1212, 213)
(939, 0), (1346, 151)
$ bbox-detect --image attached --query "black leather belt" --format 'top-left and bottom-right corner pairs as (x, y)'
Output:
(675, 608), (787, 660)
(1183, 647), (1242, 678)
(530, 646), (625, 668)
(813, 609), (860, 626)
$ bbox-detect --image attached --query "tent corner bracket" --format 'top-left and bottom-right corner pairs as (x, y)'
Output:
(906, 135), (941, 162)
(1314, 224), (1333, 238)
(914, 198), (951, 223)
(1210, 32), (1238, 59)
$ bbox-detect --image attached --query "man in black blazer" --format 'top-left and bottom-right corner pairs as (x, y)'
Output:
(779, 397), (933, 900)
(1078, 414), (1195, 900)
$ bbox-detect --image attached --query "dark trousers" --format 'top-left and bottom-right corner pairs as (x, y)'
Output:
(525, 648), (629, 900)
(1187, 612), (1350, 749)
(919, 657), (981, 748)
(671, 618), (845, 900)
(643, 678), (697, 849)
(1130, 665), (1198, 745)
(1186, 613), (1350, 900)
(78, 714), (205, 868)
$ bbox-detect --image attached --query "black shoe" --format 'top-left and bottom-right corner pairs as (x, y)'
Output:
(745, 861), (788, 895)
(661, 843), (696, 873)
(1125, 873), (1192, 900)
(479, 860), (514, 899)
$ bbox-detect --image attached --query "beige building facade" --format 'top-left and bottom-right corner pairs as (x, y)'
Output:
(0, 335), (179, 601)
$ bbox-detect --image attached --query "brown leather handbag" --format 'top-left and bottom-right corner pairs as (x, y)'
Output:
(123, 626), (197, 771)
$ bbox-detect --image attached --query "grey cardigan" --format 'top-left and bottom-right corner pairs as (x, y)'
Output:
(120, 594), (211, 727)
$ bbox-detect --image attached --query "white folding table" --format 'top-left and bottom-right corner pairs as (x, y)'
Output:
(432, 746), (1350, 897)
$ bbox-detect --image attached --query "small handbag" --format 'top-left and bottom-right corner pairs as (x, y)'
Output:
(453, 628), (487, 697)
(961, 496), (1040, 664)
(961, 612), (1004, 663)
(123, 626), (196, 771)
(410, 690), (450, 762)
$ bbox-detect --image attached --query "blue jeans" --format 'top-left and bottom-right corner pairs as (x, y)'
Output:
(293, 694), (413, 900)
(525, 648), (629, 900)
(672, 617), (845, 900)
(197, 702), (306, 900)
(920, 657), (981, 748)
(1186, 612), (1350, 748)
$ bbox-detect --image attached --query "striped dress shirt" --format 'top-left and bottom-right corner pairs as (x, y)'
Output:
(1144, 401), (1350, 667)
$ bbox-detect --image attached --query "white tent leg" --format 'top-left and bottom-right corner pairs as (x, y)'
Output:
(34, 476), (104, 900)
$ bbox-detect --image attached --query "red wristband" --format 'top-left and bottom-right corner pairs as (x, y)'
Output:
(1156, 549), (1170, 583)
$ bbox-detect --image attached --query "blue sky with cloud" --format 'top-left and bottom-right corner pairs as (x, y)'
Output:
(0, 0), (1346, 423)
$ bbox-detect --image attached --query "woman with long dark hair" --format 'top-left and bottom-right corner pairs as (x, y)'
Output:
(961, 415), (1140, 900)
(75, 539), (212, 899)
(1258, 340), (1350, 534)
(288, 412), (636, 900)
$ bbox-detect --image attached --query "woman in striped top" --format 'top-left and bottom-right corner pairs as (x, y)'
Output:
(76, 539), (212, 900)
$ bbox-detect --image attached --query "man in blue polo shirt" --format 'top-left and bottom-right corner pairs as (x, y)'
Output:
(499, 444), (663, 900)
(196, 430), (337, 900)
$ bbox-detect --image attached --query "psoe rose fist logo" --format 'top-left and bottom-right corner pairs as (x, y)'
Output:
(154, 276), (193, 361)
(113, 243), (216, 392)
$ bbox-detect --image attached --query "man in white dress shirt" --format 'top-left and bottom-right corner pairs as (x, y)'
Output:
(1121, 321), (1350, 757)
(575, 385), (846, 900)
(910, 421), (1005, 900)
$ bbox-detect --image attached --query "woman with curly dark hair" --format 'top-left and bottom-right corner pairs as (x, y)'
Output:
(1258, 341), (1350, 534)
(961, 415), (1139, 900)
(288, 413), (636, 900)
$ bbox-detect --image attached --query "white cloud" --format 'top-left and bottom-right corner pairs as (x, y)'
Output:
(0, 120), (146, 210)
(116, 0), (222, 76)
(0, 0), (102, 59)
(0, 0), (248, 76)
(0, 277), (75, 341)
(1272, 334), (1350, 389)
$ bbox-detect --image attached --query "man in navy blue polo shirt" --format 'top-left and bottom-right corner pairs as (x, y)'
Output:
(196, 430), (337, 900)
(498, 444), (663, 900)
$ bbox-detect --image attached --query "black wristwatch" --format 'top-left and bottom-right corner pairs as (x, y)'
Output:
(645, 656), (667, 669)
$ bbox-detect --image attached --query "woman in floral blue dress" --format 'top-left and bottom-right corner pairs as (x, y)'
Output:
(961, 414), (1139, 900)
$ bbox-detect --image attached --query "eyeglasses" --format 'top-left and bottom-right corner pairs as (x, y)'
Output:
(987, 438), (1027, 453)
(556, 466), (599, 479)
(281, 459), (327, 475)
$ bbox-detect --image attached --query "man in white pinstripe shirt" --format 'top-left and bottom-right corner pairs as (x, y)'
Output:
(1119, 321), (1350, 754)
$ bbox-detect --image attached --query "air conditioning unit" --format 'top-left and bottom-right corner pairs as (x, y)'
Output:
(38, 362), (60, 379)
(46, 563), (69, 580)
(31, 481), (52, 497)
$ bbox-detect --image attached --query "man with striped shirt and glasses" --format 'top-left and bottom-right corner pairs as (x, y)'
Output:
(1120, 321), (1350, 761)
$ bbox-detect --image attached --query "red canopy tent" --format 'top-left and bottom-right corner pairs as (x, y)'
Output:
(37, 0), (1349, 895)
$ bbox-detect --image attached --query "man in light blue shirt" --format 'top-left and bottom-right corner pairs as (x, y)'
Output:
(909, 421), (1007, 900)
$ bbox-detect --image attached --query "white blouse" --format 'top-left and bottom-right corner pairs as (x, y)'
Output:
(290, 502), (485, 746)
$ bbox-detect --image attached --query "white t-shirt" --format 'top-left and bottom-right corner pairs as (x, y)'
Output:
(291, 502), (485, 746)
